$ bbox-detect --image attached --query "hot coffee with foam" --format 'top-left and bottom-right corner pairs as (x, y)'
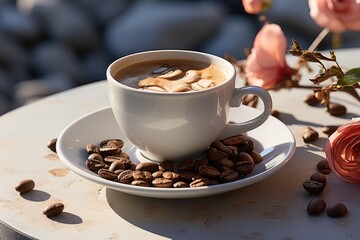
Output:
(115, 60), (226, 92)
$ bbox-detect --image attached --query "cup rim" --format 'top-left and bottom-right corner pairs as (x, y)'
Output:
(106, 49), (236, 95)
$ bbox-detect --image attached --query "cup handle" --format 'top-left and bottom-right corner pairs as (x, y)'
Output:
(219, 86), (272, 139)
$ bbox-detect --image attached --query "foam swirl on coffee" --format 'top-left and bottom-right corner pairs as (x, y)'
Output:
(115, 60), (226, 92)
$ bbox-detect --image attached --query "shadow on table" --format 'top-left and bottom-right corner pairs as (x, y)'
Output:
(280, 111), (359, 128)
(104, 140), (299, 239)
(20, 190), (50, 202)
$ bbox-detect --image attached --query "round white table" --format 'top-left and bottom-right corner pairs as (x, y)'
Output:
(1, 49), (359, 239)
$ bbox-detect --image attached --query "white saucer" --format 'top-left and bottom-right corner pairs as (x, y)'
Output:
(56, 106), (296, 199)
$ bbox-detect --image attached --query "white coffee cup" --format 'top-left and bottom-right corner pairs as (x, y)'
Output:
(107, 50), (272, 162)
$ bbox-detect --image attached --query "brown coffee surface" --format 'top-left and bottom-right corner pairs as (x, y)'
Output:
(115, 60), (226, 92)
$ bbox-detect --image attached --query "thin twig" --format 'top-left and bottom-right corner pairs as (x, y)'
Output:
(308, 28), (330, 51)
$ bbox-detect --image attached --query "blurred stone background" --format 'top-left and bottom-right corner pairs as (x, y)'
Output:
(0, 0), (360, 115)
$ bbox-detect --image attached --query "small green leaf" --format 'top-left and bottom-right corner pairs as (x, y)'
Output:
(337, 68), (360, 86)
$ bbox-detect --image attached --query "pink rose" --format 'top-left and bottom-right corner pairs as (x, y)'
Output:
(309, 0), (360, 33)
(242, 0), (264, 14)
(245, 23), (293, 89)
(325, 118), (360, 183)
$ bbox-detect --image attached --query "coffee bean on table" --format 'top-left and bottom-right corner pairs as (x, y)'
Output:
(302, 127), (319, 143)
(310, 172), (326, 185)
(327, 203), (348, 218)
(303, 180), (325, 195)
(327, 103), (347, 116)
(15, 179), (35, 194)
(47, 138), (57, 153)
(317, 159), (331, 174)
(307, 198), (326, 216)
(43, 202), (64, 217)
(304, 94), (320, 106)
(321, 125), (339, 137)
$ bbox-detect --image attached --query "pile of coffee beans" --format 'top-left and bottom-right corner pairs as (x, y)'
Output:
(85, 134), (263, 188)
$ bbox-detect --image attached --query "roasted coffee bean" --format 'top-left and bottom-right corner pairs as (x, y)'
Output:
(159, 160), (174, 172)
(321, 125), (339, 137)
(133, 170), (153, 183)
(130, 163), (138, 171)
(271, 109), (281, 119)
(208, 179), (220, 185)
(328, 103), (347, 116)
(152, 171), (164, 178)
(152, 178), (174, 188)
(236, 152), (254, 164)
(221, 134), (247, 146)
(219, 169), (239, 182)
(220, 146), (238, 160)
(303, 180), (324, 194)
(193, 158), (208, 172)
(249, 151), (263, 164)
(199, 166), (220, 179)
(114, 169), (124, 175)
(88, 153), (103, 162)
(99, 147), (120, 156)
(327, 203), (348, 218)
(210, 140), (225, 149)
(47, 138), (57, 153)
(86, 159), (107, 172)
(307, 199), (326, 216)
(206, 148), (228, 163)
(86, 144), (100, 154)
(177, 159), (196, 172)
(117, 170), (133, 184)
(217, 158), (234, 171)
(178, 171), (197, 183)
(98, 169), (118, 181)
(136, 162), (159, 173)
(317, 159), (331, 174)
(234, 161), (254, 176)
(131, 180), (150, 187)
(237, 139), (255, 153)
(303, 127), (319, 143)
(115, 152), (130, 160)
(15, 179), (35, 194)
(304, 94), (320, 106)
(173, 181), (188, 188)
(190, 178), (210, 187)
(104, 156), (131, 167)
(163, 171), (181, 182)
(109, 160), (126, 172)
(310, 172), (326, 185)
(100, 139), (124, 149)
(43, 202), (64, 217)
